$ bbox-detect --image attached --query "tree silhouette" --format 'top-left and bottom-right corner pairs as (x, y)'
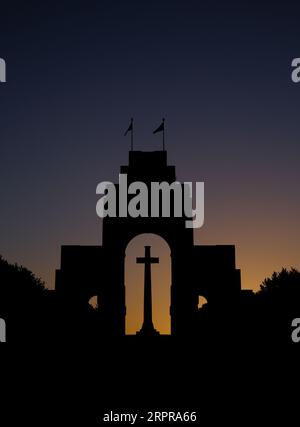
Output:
(0, 255), (45, 295)
(0, 255), (53, 340)
(253, 268), (300, 344)
(257, 267), (300, 308)
(0, 254), (46, 311)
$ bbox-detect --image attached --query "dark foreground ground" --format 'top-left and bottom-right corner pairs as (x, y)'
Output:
(3, 335), (299, 426)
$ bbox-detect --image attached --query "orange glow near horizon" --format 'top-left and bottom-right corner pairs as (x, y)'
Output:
(12, 215), (300, 338)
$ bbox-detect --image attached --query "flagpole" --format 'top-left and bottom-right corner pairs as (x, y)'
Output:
(153, 118), (165, 150)
(131, 117), (133, 151)
(162, 118), (165, 151)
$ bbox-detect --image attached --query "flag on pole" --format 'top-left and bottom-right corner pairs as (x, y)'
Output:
(153, 119), (165, 134)
(124, 118), (134, 151)
(124, 119), (133, 136)
(153, 118), (165, 150)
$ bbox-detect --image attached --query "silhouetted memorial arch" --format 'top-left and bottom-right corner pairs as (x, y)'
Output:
(56, 150), (241, 336)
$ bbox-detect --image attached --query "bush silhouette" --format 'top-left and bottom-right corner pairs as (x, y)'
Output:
(258, 268), (300, 302)
(256, 267), (300, 329)
(0, 255), (47, 316)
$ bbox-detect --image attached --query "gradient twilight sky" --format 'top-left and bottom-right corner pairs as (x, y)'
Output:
(1, 0), (300, 308)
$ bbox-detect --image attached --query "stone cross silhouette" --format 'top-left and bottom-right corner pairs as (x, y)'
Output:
(136, 246), (160, 336)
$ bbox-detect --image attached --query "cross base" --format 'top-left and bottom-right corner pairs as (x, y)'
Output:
(136, 324), (160, 336)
